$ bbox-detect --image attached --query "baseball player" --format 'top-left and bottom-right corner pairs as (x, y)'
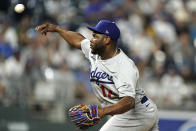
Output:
(36, 20), (159, 131)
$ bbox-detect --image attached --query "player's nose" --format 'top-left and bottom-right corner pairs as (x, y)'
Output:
(90, 38), (94, 45)
(90, 38), (93, 43)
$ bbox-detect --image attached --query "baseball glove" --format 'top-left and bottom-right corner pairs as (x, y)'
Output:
(68, 104), (100, 130)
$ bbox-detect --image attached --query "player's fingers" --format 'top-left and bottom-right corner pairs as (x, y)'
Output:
(35, 26), (41, 31)
(41, 28), (48, 35)
(35, 24), (47, 31)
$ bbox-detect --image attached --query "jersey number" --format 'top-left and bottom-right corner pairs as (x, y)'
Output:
(100, 85), (112, 97)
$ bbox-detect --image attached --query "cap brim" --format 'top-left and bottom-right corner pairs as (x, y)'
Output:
(87, 26), (104, 34)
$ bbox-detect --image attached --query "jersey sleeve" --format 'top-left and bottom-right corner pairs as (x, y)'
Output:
(114, 62), (139, 99)
(81, 39), (91, 59)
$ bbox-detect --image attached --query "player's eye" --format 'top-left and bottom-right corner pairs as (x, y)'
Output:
(93, 38), (97, 41)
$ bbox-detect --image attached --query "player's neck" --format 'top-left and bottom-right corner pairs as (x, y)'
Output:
(99, 48), (119, 60)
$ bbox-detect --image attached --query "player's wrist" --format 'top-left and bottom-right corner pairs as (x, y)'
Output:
(54, 25), (62, 32)
(98, 107), (105, 119)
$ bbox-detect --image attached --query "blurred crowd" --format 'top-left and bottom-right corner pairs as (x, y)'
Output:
(0, 0), (196, 121)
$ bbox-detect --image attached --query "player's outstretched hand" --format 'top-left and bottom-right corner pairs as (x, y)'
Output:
(35, 23), (58, 35)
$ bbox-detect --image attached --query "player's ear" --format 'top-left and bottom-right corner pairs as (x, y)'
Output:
(104, 36), (111, 45)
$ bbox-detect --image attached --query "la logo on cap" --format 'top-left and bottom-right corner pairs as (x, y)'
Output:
(105, 30), (109, 34)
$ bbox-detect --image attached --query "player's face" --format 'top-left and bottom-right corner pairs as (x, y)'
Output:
(90, 33), (106, 54)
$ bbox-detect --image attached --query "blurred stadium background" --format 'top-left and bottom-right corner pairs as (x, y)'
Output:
(0, 0), (196, 131)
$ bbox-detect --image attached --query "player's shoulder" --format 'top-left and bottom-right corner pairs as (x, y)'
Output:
(117, 50), (139, 74)
(118, 50), (136, 68)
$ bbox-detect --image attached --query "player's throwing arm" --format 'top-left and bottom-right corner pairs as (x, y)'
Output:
(35, 23), (85, 49)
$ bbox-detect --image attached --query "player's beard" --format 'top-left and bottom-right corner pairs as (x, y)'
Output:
(91, 45), (99, 54)
(91, 36), (105, 55)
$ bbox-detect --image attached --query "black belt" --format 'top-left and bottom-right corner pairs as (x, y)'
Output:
(141, 96), (148, 104)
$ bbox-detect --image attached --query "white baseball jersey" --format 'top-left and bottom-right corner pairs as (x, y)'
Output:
(81, 39), (159, 130)
(81, 39), (145, 106)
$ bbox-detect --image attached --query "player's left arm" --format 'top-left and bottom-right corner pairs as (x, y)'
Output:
(98, 96), (135, 118)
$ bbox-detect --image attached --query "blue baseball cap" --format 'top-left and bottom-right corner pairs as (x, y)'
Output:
(87, 20), (120, 41)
